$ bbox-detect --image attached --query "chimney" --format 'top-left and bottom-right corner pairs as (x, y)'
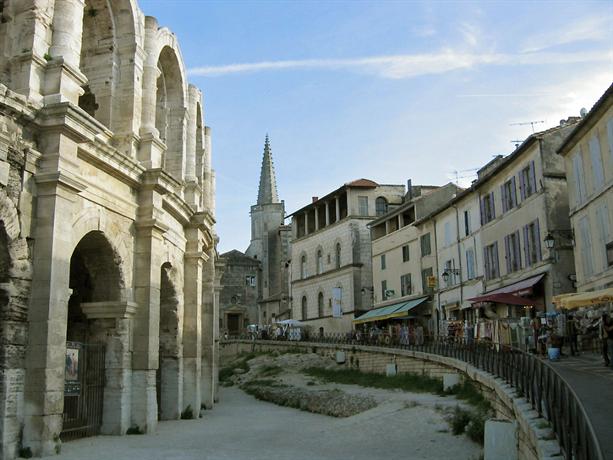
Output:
(312, 196), (318, 203)
(407, 179), (412, 201)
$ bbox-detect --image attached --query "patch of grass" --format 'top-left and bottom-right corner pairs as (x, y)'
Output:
(446, 381), (492, 412)
(450, 406), (472, 435)
(536, 420), (551, 430)
(306, 381), (316, 386)
(241, 379), (286, 389)
(446, 402), (492, 445)
(258, 365), (282, 377)
(303, 367), (444, 394)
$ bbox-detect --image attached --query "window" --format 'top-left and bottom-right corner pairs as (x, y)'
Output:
(578, 216), (593, 278)
(504, 231), (522, 273)
(464, 210), (471, 236)
(607, 118), (613, 164)
(589, 135), (605, 191)
(420, 233), (431, 257)
(380, 254), (386, 270)
(317, 250), (323, 274)
(443, 260), (454, 287)
(480, 192), (495, 225)
(483, 242), (500, 280)
(501, 177), (518, 213)
(465, 247), (476, 280)
(523, 219), (542, 267)
(299, 255), (307, 278)
(402, 244), (410, 262)
(572, 151), (587, 206)
(421, 267), (433, 293)
(301, 296), (308, 320)
(519, 161), (537, 200)
(400, 274), (412, 296)
(335, 243), (341, 269)
(245, 275), (256, 287)
(318, 292), (324, 317)
(376, 197), (388, 216)
(358, 196), (369, 216)
(381, 280), (387, 300)
(595, 203), (610, 271)
(444, 221), (452, 247)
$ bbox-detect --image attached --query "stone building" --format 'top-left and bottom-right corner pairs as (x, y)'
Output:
(368, 183), (461, 331)
(218, 250), (259, 335)
(244, 136), (291, 324)
(0, 1), (219, 458)
(556, 84), (613, 297)
(289, 179), (405, 333)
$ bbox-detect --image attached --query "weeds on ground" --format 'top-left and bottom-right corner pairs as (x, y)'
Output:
(445, 381), (491, 412)
(447, 403), (492, 444)
(258, 365), (282, 377)
(303, 367), (444, 394)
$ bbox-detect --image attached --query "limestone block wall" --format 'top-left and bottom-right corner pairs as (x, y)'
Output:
(221, 340), (563, 460)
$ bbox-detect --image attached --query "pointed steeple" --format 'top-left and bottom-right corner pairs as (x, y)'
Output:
(257, 134), (280, 205)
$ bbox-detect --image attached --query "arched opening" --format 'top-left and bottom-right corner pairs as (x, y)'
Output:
(63, 231), (123, 440)
(301, 296), (307, 320)
(155, 46), (186, 180)
(300, 255), (307, 279)
(316, 249), (323, 275)
(376, 197), (388, 216)
(317, 292), (324, 318)
(78, 0), (118, 127)
(157, 263), (182, 421)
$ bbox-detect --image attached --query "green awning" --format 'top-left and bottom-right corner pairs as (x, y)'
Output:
(353, 297), (429, 324)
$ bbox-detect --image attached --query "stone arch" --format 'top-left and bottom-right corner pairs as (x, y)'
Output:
(315, 246), (323, 274)
(157, 261), (183, 420)
(301, 294), (307, 320)
(317, 291), (324, 318)
(375, 196), (388, 216)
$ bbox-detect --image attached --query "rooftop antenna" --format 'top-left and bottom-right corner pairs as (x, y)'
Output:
(450, 167), (479, 185)
(510, 120), (545, 133)
(510, 140), (524, 148)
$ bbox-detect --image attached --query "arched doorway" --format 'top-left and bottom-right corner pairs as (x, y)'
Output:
(63, 231), (124, 440)
(157, 263), (182, 420)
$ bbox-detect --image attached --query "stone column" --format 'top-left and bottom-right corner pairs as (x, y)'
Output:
(131, 173), (168, 433)
(23, 129), (86, 456)
(314, 207), (319, 231)
(81, 301), (137, 435)
(44, 0), (87, 105)
(212, 257), (225, 403)
(304, 212), (309, 236)
(200, 251), (215, 409)
(184, 87), (202, 208)
(335, 197), (340, 222)
(325, 202), (330, 226)
(182, 223), (204, 417)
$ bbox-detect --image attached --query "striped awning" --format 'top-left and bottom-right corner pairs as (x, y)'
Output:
(353, 297), (429, 324)
(552, 288), (613, 310)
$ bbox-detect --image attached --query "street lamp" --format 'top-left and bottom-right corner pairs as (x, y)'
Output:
(442, 268), (460, 283)
(544, 232), (555, 249)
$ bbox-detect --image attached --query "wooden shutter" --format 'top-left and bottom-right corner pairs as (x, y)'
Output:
(534, 219), (541, 262)
(500, 184), (507, 213)
(529, 161), (537, 194)
(483, 247), (490, 279)
(489, 192), (496, 219)
(510, 176), (517, 208)
(493, 241), (499, 278)
(519, 171), (526, 201)
(523, 225), (530, 266)
(480, 196), (485, 225)
(514, 230), (522, 269)
(504, 235), (511, 273)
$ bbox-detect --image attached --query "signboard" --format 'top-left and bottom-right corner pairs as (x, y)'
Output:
(64, 342), (81, 396)
(332, 287), (342, 318)
(427, 276), (437, 288)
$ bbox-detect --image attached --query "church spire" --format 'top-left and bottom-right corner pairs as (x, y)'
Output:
(257, 134), (279, 205)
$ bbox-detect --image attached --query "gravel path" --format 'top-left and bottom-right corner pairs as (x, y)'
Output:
(55, 386), (481, 460)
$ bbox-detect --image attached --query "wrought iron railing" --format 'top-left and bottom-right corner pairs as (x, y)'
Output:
(226, 332), (603, 460)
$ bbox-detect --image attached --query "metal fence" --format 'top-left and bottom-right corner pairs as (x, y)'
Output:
(227, 332), (602, 460)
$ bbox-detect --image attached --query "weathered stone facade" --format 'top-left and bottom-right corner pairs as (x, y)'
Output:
(219, 250), (259, 335)
(0, 1), (219, 458)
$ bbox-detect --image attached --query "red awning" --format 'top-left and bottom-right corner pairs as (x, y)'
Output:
(467, 292), (542, 307)
(468, 274), (546, 307)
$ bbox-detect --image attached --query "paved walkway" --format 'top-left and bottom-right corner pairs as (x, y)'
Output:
(55, 387), (481, 460)
(548, 351), (613, 459)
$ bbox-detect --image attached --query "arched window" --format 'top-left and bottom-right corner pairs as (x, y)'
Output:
(317, 249), (323, 274)
(301, 296), (308, 320)
(300, 255), (307, 279)
(335, 243), (341, 269)
(376, 197), (388, 216)
(318, 292), (324, 317)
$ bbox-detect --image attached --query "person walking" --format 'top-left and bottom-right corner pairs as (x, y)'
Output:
(566, 314), (579, 356)
(604, 314), (613, 369)
(599, 315), (610, 367)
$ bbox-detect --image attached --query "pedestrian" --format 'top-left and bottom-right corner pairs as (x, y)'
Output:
(603, 314), (613, 368)
(566, 314), (578, 356)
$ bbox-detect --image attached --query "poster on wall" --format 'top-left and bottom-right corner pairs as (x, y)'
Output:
(332, 287), (342, 318)
(64, 342), (81, 396)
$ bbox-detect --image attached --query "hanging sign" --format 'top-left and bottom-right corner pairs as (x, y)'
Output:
(64, 342), (81, 396)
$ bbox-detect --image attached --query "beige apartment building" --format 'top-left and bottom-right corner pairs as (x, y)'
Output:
(289, 180), (404, 333)
(470, 121), (579, 319)
(557, 84), (613, 298)
(368, 184), (460, 332)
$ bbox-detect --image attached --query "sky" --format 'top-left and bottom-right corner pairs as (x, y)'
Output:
(139, 0), (613, 254)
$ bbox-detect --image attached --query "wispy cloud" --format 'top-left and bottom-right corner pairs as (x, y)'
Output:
(521, 15), (612, 52)
(188, 50), (611, 79)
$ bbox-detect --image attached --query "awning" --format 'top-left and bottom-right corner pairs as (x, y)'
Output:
(468, 273), (545, 306)
(552, 288), (613, 310)
(353, 297), (429, 324)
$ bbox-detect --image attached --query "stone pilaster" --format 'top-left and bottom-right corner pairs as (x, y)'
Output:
(200, 250), (215, 409)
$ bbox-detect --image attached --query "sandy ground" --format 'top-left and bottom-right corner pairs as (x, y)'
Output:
(53, 354), (482, 460)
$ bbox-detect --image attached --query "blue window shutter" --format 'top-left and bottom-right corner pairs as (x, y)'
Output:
(523, 225), (530, 266)
(504, 235), (511, 273)
(480, 197), (485, 225)
(535, 219), (542, 261)
(515, 230), (522, 269)
(500, 185), (507, 213)
(511, 176), (517, 208)
(493, 241), (499, 278)
(483, 247), (489, 279)
(519, 172), (525, 201)
(529, 161), (537, 194)
(489, 192), (496, 219)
